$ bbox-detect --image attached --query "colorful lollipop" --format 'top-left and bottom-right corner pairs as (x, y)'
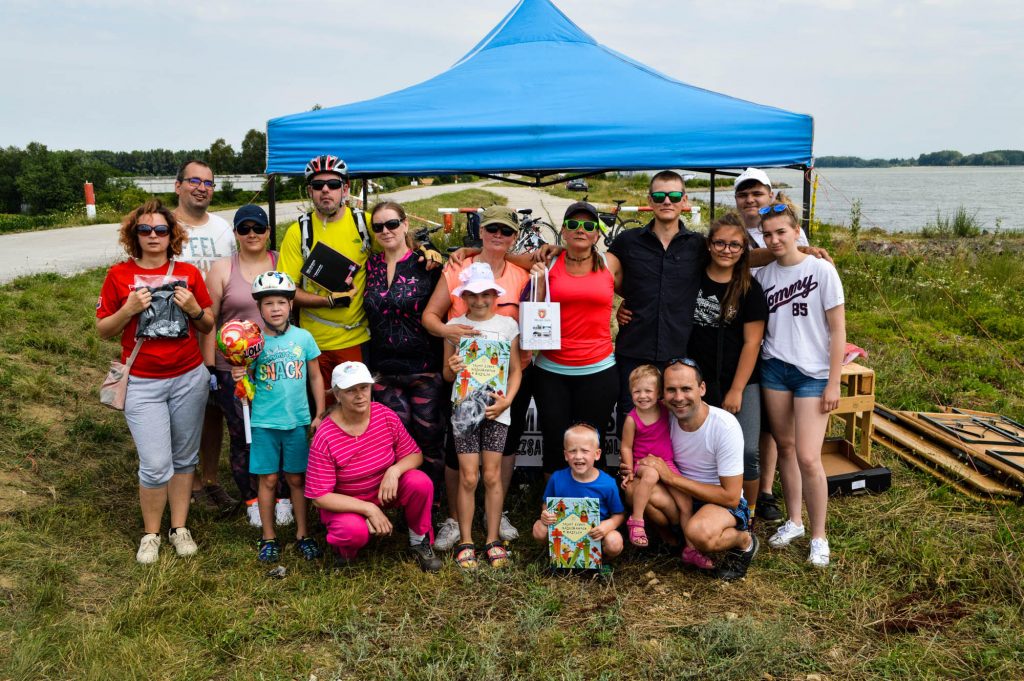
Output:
(217, 319), (265, 443)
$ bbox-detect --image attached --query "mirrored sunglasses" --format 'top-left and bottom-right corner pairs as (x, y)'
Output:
(136, 224), (170, 236)
(650, 191), (685, 204)
(758, 203), (789, 216)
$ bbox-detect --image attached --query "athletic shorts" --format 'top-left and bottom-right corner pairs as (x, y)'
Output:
(250, 426), (309, 475)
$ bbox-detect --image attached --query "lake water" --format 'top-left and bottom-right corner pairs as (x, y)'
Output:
(687, 166), (1024, 233)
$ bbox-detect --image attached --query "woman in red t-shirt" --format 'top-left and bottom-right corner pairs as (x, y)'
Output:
(531, 201), (623, 474)
(96, 199), (213, 565)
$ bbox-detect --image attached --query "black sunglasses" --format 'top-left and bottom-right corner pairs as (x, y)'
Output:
(235, 223), (269, 236)
(758, 203), (789, 216)
(371, 218), (403, 233)
(666, 357), (701, 370)
(309, 179), (345, 191)
(136, 224), (170, 236)
(650, 191), (685, 204)
(484, 224), (517, 237)
(563, 219), (599, 232)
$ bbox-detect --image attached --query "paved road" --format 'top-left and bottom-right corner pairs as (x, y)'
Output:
(0, 181), (491, 285)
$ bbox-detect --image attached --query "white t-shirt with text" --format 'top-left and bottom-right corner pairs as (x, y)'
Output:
(178, 213), (237, 278)
(670, 405), (744, 486)
(755, 255), (844, 379)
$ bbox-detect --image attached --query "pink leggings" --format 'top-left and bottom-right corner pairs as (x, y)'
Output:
(319, 469), (435, 560)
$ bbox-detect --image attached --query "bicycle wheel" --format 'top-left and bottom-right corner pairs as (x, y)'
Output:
(537, 220), (560, 246)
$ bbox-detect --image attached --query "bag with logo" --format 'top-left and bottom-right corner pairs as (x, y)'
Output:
(519, 267), (561, 351)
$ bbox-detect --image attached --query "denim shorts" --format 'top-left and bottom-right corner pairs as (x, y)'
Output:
(692, 496), (750, 532)
(760, 357), (828, 398)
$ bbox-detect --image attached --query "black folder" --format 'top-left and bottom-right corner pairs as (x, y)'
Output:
(300, 242), (360, 293)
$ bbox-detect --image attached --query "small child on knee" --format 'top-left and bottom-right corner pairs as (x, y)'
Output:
(533, 424), (624, 561)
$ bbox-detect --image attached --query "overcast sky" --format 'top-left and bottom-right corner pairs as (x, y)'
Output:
(3, 0), (1021, 158)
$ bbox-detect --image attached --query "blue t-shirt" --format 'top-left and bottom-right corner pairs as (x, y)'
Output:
(542, 468), (624, 520)
(251, 326), (321, 429)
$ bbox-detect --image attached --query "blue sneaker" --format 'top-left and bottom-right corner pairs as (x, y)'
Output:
(257, 538), (281, 562)
(295, 536), (323, 561)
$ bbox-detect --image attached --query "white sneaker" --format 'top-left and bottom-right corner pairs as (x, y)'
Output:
(434, 517), (460, 552)
(275, 498), (294, 526)
(136, 533), (160, 564)
(246, 500), (262, 528)
(168, 527), (198, 557)
(768, 520), (805, 548)
(499, 511), (519, 541)
(808, 537), (830, 568)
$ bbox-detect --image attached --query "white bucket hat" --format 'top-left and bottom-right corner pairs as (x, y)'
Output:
(452, 262), (506, 297)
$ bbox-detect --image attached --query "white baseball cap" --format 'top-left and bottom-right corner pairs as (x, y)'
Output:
(734, 168), (772, 192)
(331, 361), (375, 390)
(452, 261), (506, 297)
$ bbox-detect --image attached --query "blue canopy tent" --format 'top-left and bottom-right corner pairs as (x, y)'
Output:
(264, 0), (814, 229)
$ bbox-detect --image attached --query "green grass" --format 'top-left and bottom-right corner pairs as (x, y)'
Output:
(2, 241), (1024, 679)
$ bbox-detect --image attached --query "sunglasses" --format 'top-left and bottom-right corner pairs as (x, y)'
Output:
(183, 177), (215, 189)
(484, 224), (517, 237)
(710, 239), (744, 253)
(758, 203), (789, 216)
(235, 223), (269, 236)
(136, 224), (170, 237)
(666, 357), (701, 371)
(371, 218), (403, 233)
(563, 219), (599, 232)
(650, 191), (685, 204)
(309, 179), (345, 191)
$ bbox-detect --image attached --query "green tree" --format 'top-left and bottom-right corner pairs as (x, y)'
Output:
(16, 143), (76, 213)
(239, 129), (266, 174)
(0, 146), (25, 213)
(918, 150), (963, 166)
(207, 138), (236, 174)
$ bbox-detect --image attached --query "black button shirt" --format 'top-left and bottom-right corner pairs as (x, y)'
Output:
(609, 220), (704, 363)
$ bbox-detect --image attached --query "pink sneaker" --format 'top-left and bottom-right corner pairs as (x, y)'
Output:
(681, 545), (714, 570)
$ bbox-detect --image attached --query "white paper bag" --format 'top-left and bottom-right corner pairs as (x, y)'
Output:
(519, 267), (561, 351)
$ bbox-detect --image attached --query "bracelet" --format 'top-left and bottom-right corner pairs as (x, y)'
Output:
(325, 294), (335, 309)
(189, 308), (205, 321)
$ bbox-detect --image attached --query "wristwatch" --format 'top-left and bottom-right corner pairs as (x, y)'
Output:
(189, 308), (205, 320)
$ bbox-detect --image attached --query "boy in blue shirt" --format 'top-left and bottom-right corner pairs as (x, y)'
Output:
(233, 272), (325, 562)
(532, 424), (625, 560)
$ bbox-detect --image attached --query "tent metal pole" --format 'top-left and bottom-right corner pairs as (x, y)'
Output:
(801, 165), (811, 238)
(362, 181), (368, 212)
(268, 174), (277, 250)
(709, 170), (716, 221)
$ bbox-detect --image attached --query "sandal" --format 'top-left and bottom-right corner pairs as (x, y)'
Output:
(681, 545), (714, 570)
(484, 541), (509, 568)
(627, 518), (649, 547)
(454, 543), (478, 570)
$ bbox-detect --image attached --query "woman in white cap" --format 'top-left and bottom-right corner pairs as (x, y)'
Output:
(422, 205), (533, 551)
(304, 361), (441, 572)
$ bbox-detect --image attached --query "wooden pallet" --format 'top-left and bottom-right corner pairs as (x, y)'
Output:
(871, 406), (1020, 502)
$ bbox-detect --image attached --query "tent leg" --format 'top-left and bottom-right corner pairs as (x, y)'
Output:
(709, 171), (716, 221)
(268, 174), (277, 250)
(801, 165), (811, 239)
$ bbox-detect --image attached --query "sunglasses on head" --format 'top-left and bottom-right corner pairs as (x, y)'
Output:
(666, 357), (701, 370)
(563, 219), (599, 232)
(136, 224), (170, 237)
(483, 224), (517, 237)
(758, 203), (789, 216)
(371, 218), (403, 233)
(650, 191), (685, 204)
(235, 223), (269, 236)
(309, 179), (345, 191)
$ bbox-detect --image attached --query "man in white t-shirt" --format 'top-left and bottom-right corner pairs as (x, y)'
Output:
(172, 160), (239, 512)
(638, 359), (758, 581)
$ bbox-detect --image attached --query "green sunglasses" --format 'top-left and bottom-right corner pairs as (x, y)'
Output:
(650, 191), (685, 204)
(563, 219), (599, 232)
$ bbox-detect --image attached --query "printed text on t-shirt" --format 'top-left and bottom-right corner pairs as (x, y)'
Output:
(763, 275), (819, 313)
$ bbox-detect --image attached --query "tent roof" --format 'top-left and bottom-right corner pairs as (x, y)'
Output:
(265, 0), (813, 178)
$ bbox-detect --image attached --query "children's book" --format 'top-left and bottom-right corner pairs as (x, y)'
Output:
(451, 336), (511, 404)
(546, 496), (602, 569)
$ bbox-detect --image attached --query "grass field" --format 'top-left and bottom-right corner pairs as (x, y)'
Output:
(1, 219), (1023, 678)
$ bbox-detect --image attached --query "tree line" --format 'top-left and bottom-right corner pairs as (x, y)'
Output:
(816, 149), (1024, 168)
(0, 130), (267, 214)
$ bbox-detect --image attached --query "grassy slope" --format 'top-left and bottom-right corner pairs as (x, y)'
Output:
(2, 197), (1024, 679)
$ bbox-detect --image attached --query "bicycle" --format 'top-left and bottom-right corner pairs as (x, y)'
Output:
(597, 199), (644, 248)
(510, 208), (559, 255)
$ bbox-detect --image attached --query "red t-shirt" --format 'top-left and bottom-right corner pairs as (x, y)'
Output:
(96, 259), (212, 379)
(540, 253), (614, 366)
(304, 404), (420, 503)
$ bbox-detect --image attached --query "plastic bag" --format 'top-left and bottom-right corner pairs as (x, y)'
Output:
(451, 388), (494, 437)
(135, 275), (189, 339)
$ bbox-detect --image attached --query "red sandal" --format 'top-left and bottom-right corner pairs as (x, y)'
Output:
(626, 517), (649, 547)
(454, 543), (477, 570)
(484, 541), (509, 568)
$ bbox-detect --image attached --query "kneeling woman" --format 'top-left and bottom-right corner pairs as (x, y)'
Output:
(304, 361), (442, 572)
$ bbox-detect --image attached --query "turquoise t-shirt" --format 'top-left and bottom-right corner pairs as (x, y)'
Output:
(251, 326), (321, 429)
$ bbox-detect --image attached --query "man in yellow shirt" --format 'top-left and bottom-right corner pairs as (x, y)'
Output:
(278, 155), (372, 402)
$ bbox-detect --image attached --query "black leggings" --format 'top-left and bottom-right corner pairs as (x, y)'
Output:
(532, 364), (618, 474)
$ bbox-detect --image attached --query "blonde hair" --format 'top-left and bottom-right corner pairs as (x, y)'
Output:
(628, 364), (662, 393)
(563, 423), (600, 449)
